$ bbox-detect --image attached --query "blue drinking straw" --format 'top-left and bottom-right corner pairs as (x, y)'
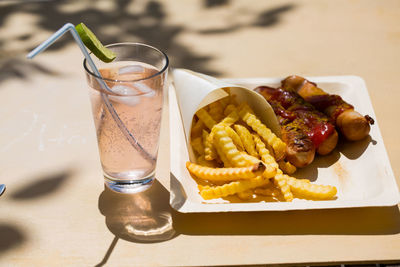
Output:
(27, 23), (155, 162)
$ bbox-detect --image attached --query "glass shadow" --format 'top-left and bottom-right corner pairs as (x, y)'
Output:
(98, 179), (177, 243)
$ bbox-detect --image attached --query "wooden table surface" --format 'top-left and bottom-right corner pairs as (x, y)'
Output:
(0, 0), (399, 266)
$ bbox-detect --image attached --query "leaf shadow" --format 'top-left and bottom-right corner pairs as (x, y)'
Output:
(0, 223), (26, 254)
(10, 170), (72, 200)
(0, 58), (59, 84)
(0, 0), (298, 83)
(252, 4), (295, 27)
(197, 3), (296, 35)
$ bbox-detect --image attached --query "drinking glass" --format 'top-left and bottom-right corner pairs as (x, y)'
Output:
(84, 43), (169, 193)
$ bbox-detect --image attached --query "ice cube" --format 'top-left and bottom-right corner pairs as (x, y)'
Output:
(118, 64), (145, 75)
(134, 82), (156, 97)
(111, 85), (137, 95)
(109, 95), (140, 107)
(109, 85), (140, 106)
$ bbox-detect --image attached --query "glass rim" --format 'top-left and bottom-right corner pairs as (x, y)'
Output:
(83, 42), (169, 83)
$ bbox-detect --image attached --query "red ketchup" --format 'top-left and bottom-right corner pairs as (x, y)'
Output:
(294, 109), (335, 148)
(256, 86), (335, 148)
(308, 122), (335, 147)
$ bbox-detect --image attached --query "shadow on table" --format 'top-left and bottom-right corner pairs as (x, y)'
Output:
(0, 224), (26, 255)
(172, 205), (400, 235)
(0, 0), (297, 85)
(294, 135), (376, 181)
(10, 169), (73, 200)
(98, 179), (177, 244)
(99, 173), (400, 237)
(96, 179), (177, 266)
(0, 169), (73, 258)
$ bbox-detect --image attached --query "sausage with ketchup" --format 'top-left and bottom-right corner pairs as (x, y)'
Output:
(255, 86), (338, 168)
(281, 75), (374, 141)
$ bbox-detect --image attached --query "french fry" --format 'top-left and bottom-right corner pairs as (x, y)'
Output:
(214, 141), (231, 167)
(218, 96), (230, 111)
(196, 108), (216, 130)
(263, 139), (276, 159)
(191, 136), (204, 156)
(196, 155), (218, 168)
(252, 133), (278, 178)
(253, 132), (292, 201)
(220, 109), (239, 126)
(239, 103), (286, 161)
(240, 152), (260, 165)
(212, 124), (248, 167)
(234, 124), (258, 157)
(198, 176), (269, 200)
(278, 160), (297, 174)
(224, 104), (237, 116)
(186, 161), (266, 181)
(224, 125), (244, 151)
(203, 130), (217, 161)
(208, 101), (224, 122)
(202, 107), (240, 159)
(274, 172), (294, 202)
(191, 118), (205, 138)
(285, 176), (337, 200)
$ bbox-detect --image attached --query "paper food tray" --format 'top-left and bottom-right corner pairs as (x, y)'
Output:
(169, 73), (400, 213)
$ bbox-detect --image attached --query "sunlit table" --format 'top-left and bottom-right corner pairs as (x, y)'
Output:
(0, 0), (399, 266)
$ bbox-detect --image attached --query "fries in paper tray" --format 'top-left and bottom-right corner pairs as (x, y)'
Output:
(170, 69), (399, 212)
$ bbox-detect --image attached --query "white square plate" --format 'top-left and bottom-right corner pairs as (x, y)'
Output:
(169, 76), (400, 213)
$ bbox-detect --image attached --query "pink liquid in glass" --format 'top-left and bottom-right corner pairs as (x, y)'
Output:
(88, 61), (165, 181)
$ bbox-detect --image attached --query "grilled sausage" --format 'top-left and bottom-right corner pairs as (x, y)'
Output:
(281, 122), (316, 168)
(282, 75), (374, 141)
(255, 85), (338, 167)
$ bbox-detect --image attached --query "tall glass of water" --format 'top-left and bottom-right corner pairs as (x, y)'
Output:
(84, 43), (168, 193)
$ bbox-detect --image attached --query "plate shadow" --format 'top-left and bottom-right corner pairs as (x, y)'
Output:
(172, 205), (400, 236)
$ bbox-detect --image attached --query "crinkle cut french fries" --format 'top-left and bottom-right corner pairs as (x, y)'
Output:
(187, 94), (337, 202)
